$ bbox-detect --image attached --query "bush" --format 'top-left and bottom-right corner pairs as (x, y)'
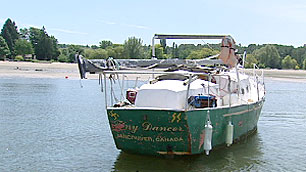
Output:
(14, 55), (24, 61)
(58, 54), (69, 62)
(244, 54), (258, 68)
(281, 55), (298, 69)
(258, 64), (266, 69)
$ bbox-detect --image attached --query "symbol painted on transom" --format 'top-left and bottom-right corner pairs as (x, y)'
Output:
(109, 111), (119, 120)
(171, 113), (182, 123)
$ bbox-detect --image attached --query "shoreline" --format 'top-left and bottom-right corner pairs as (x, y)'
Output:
(1, 61), (306, 82)
(0, 61), (95, 80)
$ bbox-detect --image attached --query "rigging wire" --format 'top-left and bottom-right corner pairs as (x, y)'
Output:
(201, 40), (214, 51)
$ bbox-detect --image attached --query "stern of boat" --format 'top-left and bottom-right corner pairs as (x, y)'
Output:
(106, 108), (197, 155)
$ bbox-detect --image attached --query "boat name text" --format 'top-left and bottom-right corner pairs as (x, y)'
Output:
(111, 121), (184, 133)
(142, 122), (184, 132)
(116, 133), (183, 142)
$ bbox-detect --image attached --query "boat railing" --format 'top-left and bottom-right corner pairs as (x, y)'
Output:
(252, 64), (265, 101)
(253, 64), (264, 84)
(101, 70), (238, 110)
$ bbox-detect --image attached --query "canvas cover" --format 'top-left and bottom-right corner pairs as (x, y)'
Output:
(135, 79), (218, 109)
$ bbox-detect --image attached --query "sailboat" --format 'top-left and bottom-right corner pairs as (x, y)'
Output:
(77, 34), (265, 155)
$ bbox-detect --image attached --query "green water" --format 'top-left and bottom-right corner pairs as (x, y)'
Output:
(0, 78), (305, 171)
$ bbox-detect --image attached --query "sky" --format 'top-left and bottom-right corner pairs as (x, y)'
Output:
(0, 0), (305, 47)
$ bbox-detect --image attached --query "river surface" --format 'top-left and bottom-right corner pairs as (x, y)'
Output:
(0, 77), (306, 172)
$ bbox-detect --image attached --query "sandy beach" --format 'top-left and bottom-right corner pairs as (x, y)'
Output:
(0, 61), (96, 79)
(1, 61), (306, 82)
(245, 68), (306, 82)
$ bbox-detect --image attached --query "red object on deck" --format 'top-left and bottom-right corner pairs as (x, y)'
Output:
(126, 89), (137, 104)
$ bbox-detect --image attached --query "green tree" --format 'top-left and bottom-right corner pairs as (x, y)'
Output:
(99, 40), (113, 49)
(160, 39), (167, 54)
(106, 47), (115, 57)
(291, 46), (306, 66)
(0, 35), (10, 60)
(246, 44), (263, 54)
(35, 27), (52, 60)
(186, 50), (202, 59)
(29, 27), (59, 60)
(187, 48), (219, 59)
(281, 55), (298, 69)
(152, 44), (163, 58)
(253, 45), (281, 68)
(91, 45), (99, 49)
(123, 37), (145, 59)
(274, 45), (294, 58)
(50, 36), (60, 60)
(58, 54), (69, 62)
(244, 54), (258, 68)
(178, 44), (198, 59)
(1, 18), (19, 57)
(143, 44), (152, 59)
(29, 27), (44, 59)
(202, 43), (221, 51)
(67, 45), (84, 62)
(59, 48), (68, 56)
(172, 42), (178, 58)
(85, 48), (108, 59)
(14, 39), (34, 56)
(20, 28), (30, 40)
(84, 48), (93, 58)
(29, 27), (42, 45)
(58, 48), (71, 62)
(113, 46), (125, 59)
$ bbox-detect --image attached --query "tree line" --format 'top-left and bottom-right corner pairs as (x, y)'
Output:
(1, 18), (306, 69)
(0, 18), (59, 61)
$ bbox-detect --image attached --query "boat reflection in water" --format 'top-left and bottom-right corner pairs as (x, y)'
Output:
(112, 131), (263, 172)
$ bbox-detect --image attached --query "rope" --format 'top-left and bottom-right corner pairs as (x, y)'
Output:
(109, 75), (119, 103)
(99, 74), (103, 92)
(117, 75), (125, 101)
